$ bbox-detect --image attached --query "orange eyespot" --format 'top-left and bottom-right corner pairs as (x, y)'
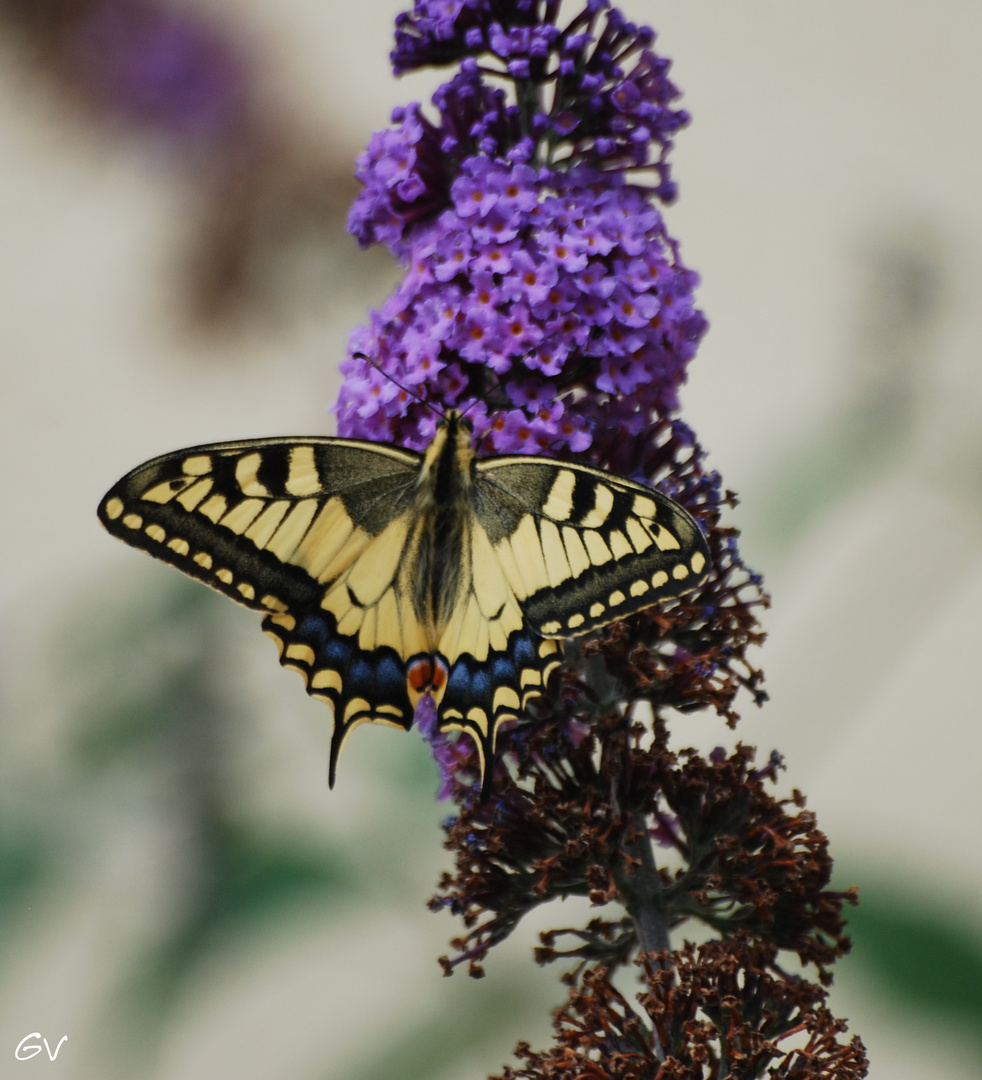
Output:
(408, 656), (448, 693)
(408, 658), (435, 692)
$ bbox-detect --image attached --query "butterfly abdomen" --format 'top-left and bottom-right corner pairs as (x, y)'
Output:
(409, 411), (477, 631)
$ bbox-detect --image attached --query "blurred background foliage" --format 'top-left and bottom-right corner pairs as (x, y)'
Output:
(1, 1), (981, 1078)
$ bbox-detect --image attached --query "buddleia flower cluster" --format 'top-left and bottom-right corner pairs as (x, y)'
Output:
(340, 1), (868, 1077)
(338, 0), (703, 462)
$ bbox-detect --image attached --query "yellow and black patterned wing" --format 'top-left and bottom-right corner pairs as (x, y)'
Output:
(430, 455), (710, 787)
(474, 456), (710, 636)
(429, 515), (563, 793)
(97, 436), (429, 778)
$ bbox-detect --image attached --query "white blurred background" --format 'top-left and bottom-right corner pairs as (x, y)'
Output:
(0, 1), (980, 1077)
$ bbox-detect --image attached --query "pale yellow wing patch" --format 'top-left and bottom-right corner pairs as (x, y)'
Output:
(435, 519), (524, 671)
(318, 516), (431, 660)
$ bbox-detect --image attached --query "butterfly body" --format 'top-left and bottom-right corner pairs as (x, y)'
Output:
(406, 410), (477, 640)
(99, 411), (710, 796)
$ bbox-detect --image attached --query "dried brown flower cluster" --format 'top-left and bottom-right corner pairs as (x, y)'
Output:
(500, 941), (868, 1080)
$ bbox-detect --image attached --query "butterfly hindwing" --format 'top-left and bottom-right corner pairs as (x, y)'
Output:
(262, 609), (416, 786)
(437, 626), (562, 796)
(431, 516), (565, 791)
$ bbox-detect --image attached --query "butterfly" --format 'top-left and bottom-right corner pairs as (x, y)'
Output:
(98, 410), (710, 797)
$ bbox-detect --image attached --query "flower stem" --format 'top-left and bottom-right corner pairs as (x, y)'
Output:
(614, 812), (670, 1061)
(618, 812), (671, 957)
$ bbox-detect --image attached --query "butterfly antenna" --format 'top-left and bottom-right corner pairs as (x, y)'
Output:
(351, 351), (445, 420)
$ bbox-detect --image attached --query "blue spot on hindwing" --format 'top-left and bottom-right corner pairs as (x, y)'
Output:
(513, 633), (535, 665)
(470, 666), (491, 697)
(376, 654), (405, 694)
(350, 656), (374, 688)
(267, 602), (565, 798)
(447, 661), (472, 695)
(492, 655), (515, 682)
(297, 612), (331, 647)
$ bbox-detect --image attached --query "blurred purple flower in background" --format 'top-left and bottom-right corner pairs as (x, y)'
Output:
(1, 0), (364, 325)
(64, 0), (251, 139)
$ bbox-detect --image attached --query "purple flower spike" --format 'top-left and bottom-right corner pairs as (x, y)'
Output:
(339, 160), (705, 460)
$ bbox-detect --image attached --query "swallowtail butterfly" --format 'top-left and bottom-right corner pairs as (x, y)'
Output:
(99, 411), (710, 796)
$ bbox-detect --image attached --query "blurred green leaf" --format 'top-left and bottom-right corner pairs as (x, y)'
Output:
(126, 825), (355, 1016)
(844, 887), (982, 1040)
(65, 573), (234, 767)
(0, 822), (47, 920)
(202, 829), (354, 929)
(755, 401), (907, 549)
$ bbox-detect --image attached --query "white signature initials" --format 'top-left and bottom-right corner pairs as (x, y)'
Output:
(15, 1033), (68, 1062)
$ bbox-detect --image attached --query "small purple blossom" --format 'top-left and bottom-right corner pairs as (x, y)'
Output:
(417, 696), (477, 799)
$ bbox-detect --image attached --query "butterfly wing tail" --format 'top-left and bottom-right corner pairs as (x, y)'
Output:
(262, 611), (415, 788)
(436, 629), (563, 799)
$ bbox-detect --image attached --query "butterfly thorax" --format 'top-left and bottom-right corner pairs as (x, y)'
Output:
(410, 411), (477, 633)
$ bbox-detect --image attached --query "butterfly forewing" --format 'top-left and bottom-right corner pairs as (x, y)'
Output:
(473, 457), (710, 637)
(98, 436), (422, 614)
